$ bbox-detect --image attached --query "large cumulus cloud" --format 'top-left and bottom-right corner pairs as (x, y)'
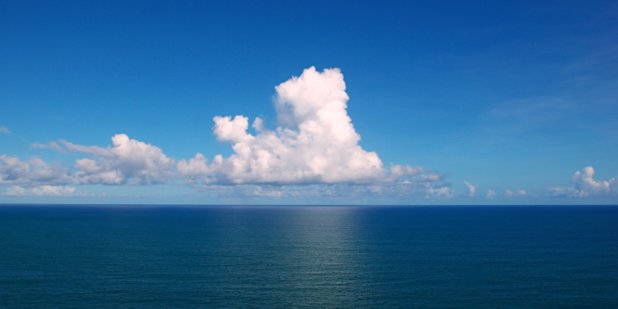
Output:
(179, 67), (384, 184)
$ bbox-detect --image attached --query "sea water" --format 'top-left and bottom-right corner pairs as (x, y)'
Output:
(1, 205), (617, 307)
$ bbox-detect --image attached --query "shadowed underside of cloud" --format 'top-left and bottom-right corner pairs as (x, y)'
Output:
(0, 155), (76, 196)
(0, 155), (72, 186)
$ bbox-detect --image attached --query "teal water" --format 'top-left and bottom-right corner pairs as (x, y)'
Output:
(1, 205), (617, 307)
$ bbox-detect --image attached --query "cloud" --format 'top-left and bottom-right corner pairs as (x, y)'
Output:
(505, 189), (527, 197)
(425, 186), (454, 198)
(191, 67), (383, 184)
(175, 67), (451, 197)
(485, 189), (497, 199)
(43, 134), (174, 185)
(0, 126), (9, 134)
(463, 181), (476, 197)
(190, 180), (453, 202)
(5, 134), (174, 190)
(4, 185), (76, 196)
(0, 155), (72, 185)
(572, 166), (615, 196)
(550, 166), (616, 197)
(177, 153), (209, 181)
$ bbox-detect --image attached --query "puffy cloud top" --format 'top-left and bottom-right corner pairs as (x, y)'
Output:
(191, 67), (384, 184)
(571, 166), (616, 196)
(549, 166), (617, 198)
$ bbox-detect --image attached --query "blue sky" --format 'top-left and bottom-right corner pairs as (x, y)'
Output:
(1, 0), (617, 204)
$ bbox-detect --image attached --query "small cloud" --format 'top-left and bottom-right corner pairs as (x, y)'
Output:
(485, 189), (497, 199)
(463, 181), (477, 197)
(425, 185), (454, 199)
(505, 189), (527, 198)
(550, 166), (616, 197)
(0, 126), (10, 134)
(572, 166), (615, 196)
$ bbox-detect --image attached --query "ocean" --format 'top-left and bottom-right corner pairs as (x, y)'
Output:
(1, 205), (617, 307)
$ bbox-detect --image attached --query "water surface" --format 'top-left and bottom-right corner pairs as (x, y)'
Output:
(1, 205), (617, 307)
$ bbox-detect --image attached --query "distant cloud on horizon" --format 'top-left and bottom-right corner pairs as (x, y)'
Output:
(463, 181), (477, 197)
(550, 166), (617, 198)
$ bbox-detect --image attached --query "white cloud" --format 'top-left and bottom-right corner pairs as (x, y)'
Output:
(572, 166), (615, 196)
(463, 181), (477, 197)
(0, 126), (10, 134)
(175, 67), (451, 198)
(4, 134), (175, 188)
(195, 67), (383, 184)
(505, 189), (527, 197)
(177, 153), (209, 180)
(46, 134), (174, 185)
(550, 166), (616, 197)
(4, 185), (76, 196)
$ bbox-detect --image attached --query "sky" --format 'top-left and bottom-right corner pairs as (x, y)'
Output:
(1, 0), (617, 204)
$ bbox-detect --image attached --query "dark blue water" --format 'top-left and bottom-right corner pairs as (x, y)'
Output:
(1, 205), (617, 307)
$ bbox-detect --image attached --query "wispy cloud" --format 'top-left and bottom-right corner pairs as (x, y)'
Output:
(0, 126), (10, 135)
(463, 181), (477, 197)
